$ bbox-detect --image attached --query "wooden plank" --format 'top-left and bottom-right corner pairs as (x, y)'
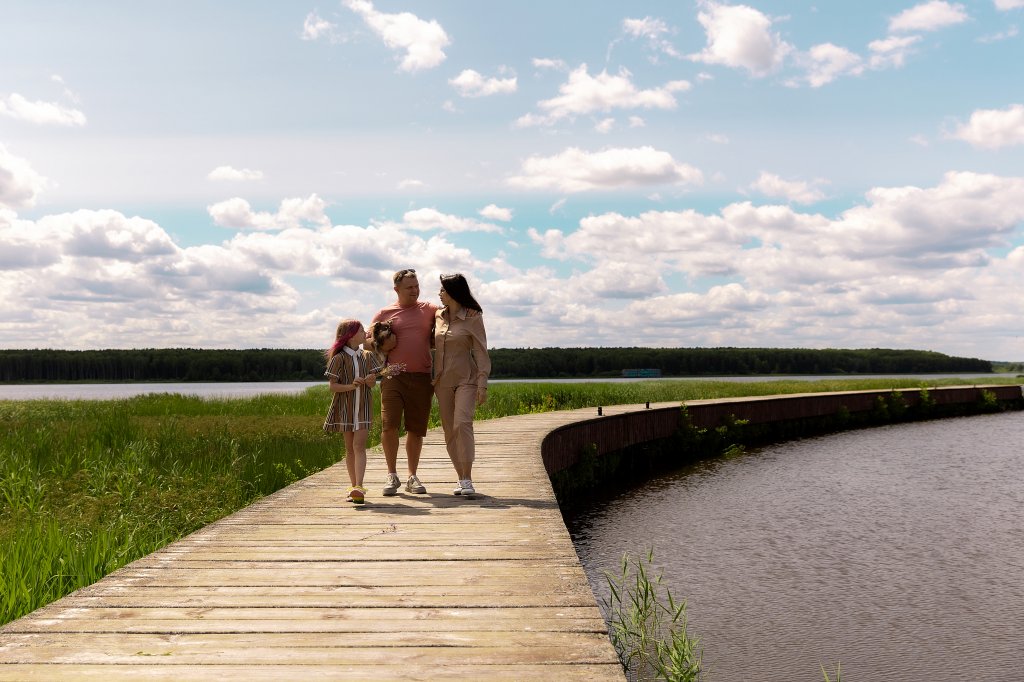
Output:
(0, 663), (625, 681)
(0, 630), (615, 649)
(0, 632), (621, 664)
(13, 605), (605, 622)
(8, 618), (610, 635)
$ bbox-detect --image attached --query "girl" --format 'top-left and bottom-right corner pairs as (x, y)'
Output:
(433, 273), (491, 497)
(323, 319), (379, 504)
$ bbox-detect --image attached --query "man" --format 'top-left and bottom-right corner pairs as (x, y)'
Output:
(371, 269), (438, 495)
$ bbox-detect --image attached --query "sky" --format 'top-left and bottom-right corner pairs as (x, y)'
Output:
(1, 1), (1023, 361)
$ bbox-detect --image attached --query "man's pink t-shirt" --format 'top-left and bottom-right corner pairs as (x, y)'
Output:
(372, 301), (439, 374)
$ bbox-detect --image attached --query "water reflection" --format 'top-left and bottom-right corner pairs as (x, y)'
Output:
(566, 413), (1024, 682)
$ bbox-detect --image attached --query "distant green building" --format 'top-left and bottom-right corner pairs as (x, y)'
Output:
(622, 368), (661, 378)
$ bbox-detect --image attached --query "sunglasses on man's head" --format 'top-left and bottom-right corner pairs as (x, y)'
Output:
(394, 268), (418, 284)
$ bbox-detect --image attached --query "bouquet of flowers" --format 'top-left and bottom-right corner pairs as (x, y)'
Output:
(373, 362), (406, 379)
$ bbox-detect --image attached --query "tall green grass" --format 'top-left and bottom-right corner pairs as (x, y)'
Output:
(2, 376), (1020, 626)
(0, 391), (342, 625)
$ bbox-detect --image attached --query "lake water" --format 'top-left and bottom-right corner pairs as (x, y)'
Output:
(0, 373), (1005, 400)
(565, 412), (1024, 682)
(0, 382), (323, 400)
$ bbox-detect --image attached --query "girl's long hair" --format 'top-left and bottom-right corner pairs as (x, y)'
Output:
(325, 319), (362, 361)
(440, 273), (482, 312)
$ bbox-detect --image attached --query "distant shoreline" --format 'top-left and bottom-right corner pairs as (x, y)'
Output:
(0, 370), (1005, 386)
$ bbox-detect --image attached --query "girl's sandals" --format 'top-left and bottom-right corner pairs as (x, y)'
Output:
(348, 486), (366, 504)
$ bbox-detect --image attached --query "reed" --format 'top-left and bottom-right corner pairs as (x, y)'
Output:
(0, 392), (341, 624)
(822, 662), (843, 681)
(603, 549), (703, 681)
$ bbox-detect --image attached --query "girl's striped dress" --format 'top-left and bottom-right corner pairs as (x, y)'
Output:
(323, 346), (377, 432)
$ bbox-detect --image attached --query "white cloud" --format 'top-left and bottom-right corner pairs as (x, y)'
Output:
(750, 172), (827, 204)
(449, 69), (517, 97)
(511, 170), (1024, 352)
(0, 210), (60, 270)
(889, 1), (969, 32)
(798, 43), (864, 87)
(0, 211), (306, 348)
(0, 204), (500, 349)
(344, 0), (450, 72)
(977, 25), (1019, 42)
(629, 116), (646, 128)
(622, 16), (682, 58)
(629, 284), (771, 327)
(208, 194), (330, 231)
(479, 204), (512, 221)
(509, 146), (703, 193)
(532, 57), (568, 71)
(951, 104), (1024, 149)
(995, 0), (1024, 8)
(587, 260), (669, 299)
(705, 132), (730, 144)
(0, 144), (49, 210)
(623, 16), (670, 40)
(528, 207), (746, 283)
(0, 93), (86, 127)
(595, 118), (615, 133)
(867, 35), (922, 69)
(4, 171), (1024, 356)
(397, 178), (426, 189)
(207, 166), (265, 182)
(37, 209), (179, 262)
(398, 207), (503, 233)
(544, 171), (1024, 285)
(690, 1), (792, 76)
(822, 171), (1024, 264)
(50, 74), (80, 104)
(516, 64), (690, 127)
(301, 12), (336, 41)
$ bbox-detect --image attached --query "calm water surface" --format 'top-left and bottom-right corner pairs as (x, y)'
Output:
(566, 413), (1024, 682)
(0, 382), (322, 400)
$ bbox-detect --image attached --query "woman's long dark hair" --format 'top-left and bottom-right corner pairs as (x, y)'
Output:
(440, 273), (482, 312)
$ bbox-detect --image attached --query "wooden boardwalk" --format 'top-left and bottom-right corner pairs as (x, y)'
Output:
(0, 404), (670, 680)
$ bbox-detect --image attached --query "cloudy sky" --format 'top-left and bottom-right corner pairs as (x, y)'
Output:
(2, 1), (1023, 361)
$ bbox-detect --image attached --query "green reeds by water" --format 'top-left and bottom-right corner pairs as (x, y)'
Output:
(604, 549), (703, 681)
(2, 376), (1020, 626)
(0, 390), (345, 624)
(604, 550), (845, 681)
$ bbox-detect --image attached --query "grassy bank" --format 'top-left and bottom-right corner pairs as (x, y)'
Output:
(2, 376), (1021, 626)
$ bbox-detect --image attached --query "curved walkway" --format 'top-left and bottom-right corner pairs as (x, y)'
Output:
(0, 404), (674, 681)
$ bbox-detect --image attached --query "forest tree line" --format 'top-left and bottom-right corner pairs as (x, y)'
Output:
(0, 347), (993, 383)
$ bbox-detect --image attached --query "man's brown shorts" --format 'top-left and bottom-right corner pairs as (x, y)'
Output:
(380, 372), (433, 436)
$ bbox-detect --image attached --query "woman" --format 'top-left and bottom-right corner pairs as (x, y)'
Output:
(433, 273), (491, 497)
